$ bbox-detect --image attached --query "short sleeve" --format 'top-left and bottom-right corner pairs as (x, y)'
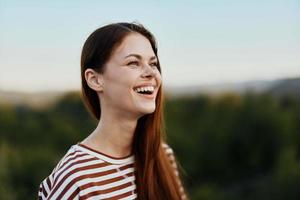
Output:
(38, 176), (52, 200)
(38, 173), (80, 200)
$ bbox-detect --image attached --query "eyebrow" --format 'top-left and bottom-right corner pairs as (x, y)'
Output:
(124, 53), (157, 61)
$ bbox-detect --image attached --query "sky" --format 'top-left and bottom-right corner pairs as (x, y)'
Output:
(0, 0), (299, 92)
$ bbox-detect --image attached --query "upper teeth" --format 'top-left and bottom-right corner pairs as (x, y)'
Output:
(134, 86), (154, 93)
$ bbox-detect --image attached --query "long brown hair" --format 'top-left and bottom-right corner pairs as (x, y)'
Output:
(80, 22), (185, 199)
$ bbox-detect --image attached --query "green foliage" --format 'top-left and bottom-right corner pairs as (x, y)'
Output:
(165, 92), (300, 199)
(0, 91), (300, 199)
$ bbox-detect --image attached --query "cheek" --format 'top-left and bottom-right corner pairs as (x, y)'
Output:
(155, 72), (162, 84)
(108, 74), (136, 95)
(105, 68), (139, 95)
(106, 83), (132, 105)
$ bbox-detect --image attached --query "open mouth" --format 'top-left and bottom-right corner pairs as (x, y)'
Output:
(133, 86), (155, 98)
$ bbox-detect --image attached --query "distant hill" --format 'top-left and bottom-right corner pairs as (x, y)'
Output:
(164, 77), (300, 98)
(0, 90), (67, 109)
(267, 77), (300, 97)
(0, 77), (299, 107)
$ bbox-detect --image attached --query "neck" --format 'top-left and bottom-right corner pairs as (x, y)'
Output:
(82, 114), (138, 158)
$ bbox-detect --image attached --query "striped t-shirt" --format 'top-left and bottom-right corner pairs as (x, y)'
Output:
(38, 142), (186, 200)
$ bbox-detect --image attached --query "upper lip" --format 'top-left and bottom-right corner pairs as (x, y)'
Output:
(133, 83), (157, 90)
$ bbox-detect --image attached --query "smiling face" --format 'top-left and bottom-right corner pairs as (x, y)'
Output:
(98, 33), (162, 119)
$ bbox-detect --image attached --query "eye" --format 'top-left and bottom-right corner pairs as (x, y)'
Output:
(150, 62), (158, 68)
(128, 61), (139, 66)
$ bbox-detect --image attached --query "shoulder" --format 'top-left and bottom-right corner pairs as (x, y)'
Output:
(162, 142), (176, 159)
(38, 143), (136, 200)
(38, 144), (104, 199)
(162, 142), (177, 168)
(162, 142), (174, 155)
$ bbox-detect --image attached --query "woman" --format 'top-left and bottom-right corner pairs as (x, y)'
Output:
(38, 22), (187, 200)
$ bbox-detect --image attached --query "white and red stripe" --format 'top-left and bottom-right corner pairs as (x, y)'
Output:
(38, 142), (186, 200)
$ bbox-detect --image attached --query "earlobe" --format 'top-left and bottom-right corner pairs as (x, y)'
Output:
(85, 69), (104, 92)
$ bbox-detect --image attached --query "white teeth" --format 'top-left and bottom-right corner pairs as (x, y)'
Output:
(134, 86), (154, 93)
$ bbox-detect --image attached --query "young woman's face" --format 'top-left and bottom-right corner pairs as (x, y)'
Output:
(100, 33), (162, 119)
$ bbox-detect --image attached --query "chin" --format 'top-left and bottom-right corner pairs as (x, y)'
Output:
(139, 105), (156, 115)
(143, 107), (156, 114)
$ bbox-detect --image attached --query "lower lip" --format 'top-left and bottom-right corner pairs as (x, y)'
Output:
(134, 91), (155, 99)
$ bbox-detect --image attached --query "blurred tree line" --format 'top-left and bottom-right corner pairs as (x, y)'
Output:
(0, 91), (299, 199)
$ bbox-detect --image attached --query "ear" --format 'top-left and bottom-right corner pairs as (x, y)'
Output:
(84, 68), (104, 92)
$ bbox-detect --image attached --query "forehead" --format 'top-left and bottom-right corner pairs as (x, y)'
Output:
(113, 33), (156, 59)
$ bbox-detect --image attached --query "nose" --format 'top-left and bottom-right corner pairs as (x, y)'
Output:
(141, 63), (156, 78)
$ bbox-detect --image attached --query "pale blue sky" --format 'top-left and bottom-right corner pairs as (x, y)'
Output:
(0, 0), (299, 92)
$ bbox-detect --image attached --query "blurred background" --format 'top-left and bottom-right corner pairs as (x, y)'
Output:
(0, 0), (300, 199)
